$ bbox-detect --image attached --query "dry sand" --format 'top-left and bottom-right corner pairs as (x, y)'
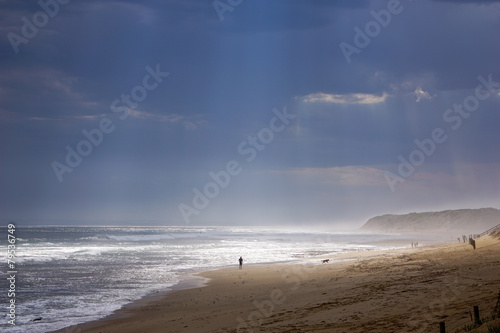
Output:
(56, 235), (500, 333)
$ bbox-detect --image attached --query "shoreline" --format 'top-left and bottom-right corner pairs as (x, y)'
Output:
(48, 239), (417, 332)
(54, 236), (500, 332)
(49, 242), (415, 331)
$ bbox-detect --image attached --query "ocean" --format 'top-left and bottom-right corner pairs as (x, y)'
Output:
(1, 225), (423, 333)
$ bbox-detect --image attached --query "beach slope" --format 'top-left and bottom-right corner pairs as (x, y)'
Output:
(58, 235), (500, 333)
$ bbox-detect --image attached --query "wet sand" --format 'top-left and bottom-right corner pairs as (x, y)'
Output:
(55, 235), (500, 333)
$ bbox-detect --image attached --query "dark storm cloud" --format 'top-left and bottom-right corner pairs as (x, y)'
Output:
(331, 1), (500, 92)
(434, 0), (500, 2)
(214, 0), (370, 32)
(1, 0), (500, 225)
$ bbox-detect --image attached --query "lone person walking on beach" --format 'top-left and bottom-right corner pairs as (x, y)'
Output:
(239, 256), (243, 269)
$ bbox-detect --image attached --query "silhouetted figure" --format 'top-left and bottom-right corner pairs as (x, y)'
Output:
(469, 238), (476, 250)
(239, 256), (243, 269)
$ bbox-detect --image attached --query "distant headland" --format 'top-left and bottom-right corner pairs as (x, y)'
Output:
(360, 208), (500, 234)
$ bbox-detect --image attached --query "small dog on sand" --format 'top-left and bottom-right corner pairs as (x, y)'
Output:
(322, 259), (329, 264)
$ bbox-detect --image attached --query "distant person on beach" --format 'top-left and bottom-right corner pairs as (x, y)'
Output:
(239, 256), (243, 269)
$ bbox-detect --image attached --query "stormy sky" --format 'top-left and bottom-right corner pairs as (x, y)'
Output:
(1, 0), (499, 227)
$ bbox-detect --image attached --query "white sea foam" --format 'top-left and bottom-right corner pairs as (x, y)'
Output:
(0, 225), (427, 333)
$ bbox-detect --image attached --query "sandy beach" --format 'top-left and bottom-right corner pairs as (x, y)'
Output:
(56, 235), (500, 333)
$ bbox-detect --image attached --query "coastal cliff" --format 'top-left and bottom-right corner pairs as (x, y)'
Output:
(360, 208), (500, 234)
